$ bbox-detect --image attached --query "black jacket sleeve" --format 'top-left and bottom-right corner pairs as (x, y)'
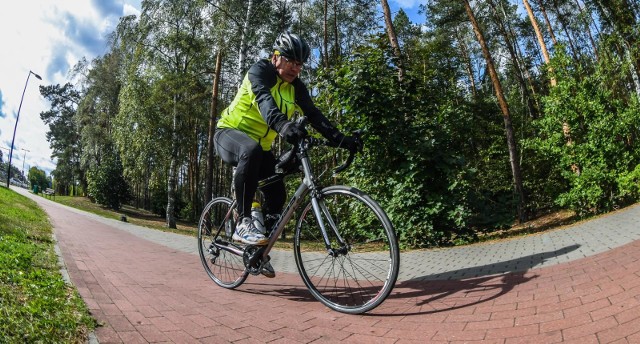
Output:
(247, 60), (289, 130)
(247, 59), (343, 141)
(293, 79), (343, 143)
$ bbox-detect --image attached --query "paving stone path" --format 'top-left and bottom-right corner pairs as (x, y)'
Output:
(14, 187), (640, 343)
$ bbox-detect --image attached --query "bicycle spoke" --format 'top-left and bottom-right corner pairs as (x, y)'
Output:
(198, 197), (247, 289)
(294, 186), (399, 314)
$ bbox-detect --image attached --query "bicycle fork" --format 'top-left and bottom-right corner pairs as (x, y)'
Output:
(311, 196), (350, 256)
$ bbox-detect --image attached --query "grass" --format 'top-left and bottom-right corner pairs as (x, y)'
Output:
(51, 194), (582, 250)
(0, 187), (95, 343)
(52, 195), (301, 249)
(55, 195), (199, 236)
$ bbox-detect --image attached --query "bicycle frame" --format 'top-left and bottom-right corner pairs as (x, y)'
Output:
(199, 123), (398, 314)
(210, 136), (345, 267)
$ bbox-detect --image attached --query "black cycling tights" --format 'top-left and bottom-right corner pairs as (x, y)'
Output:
(214, 128), (286, 219)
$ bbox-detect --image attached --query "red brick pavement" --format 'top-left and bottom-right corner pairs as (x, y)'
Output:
(44, 200), (640, 343)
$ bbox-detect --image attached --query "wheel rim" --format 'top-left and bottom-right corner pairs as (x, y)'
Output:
(198, 198), (247, 288)
(294, 188), (399, 313)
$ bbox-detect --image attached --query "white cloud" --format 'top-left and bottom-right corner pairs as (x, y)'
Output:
(0, 0), (140, 176)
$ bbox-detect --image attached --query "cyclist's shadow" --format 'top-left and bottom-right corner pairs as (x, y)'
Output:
(236, 245), (580, 315)
(239, 281), (316, 303)
(372, 244), (581, 316)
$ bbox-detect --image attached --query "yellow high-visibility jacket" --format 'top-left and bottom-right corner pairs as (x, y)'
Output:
(217, 59), (341, 151)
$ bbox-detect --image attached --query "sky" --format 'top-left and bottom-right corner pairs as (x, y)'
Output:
(0, 0), (423, 177)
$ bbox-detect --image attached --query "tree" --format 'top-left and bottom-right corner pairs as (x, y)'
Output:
(27, 167), (49, 193)
(487, 0), (540, 118)
(463, 0), (527, 221)
(39, 83), (82, 196)
(522, 0), (557, 86)
(530, 50), (640, 214)
(75, 53), (122, 175)
(381, 0), (404, 79)
(593, 0), (640, 97)
(122, 0), (212, 227)
(204, 52), (223, 206)
(86, 154), (130, 210)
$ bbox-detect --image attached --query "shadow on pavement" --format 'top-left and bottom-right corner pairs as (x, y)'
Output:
(211, 245), (581, 316)
(372, 244), (580, 316)
(235, 282), (318, 304)
(408, 244), (581, 281)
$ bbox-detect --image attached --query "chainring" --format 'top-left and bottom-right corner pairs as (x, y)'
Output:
(242, 245), (265, 275)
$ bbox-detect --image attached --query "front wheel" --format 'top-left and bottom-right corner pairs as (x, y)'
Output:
(198, 197), (248, 288)
(293, 186), (399, 314)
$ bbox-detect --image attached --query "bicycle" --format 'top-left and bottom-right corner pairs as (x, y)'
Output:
(197, 118), (400, 314)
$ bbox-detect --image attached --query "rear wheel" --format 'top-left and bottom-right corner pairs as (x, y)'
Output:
(198, 197), (248, 288)
(293, 186), (399, 314)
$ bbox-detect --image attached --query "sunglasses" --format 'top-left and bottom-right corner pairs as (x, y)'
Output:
(280, 55), (304, 68)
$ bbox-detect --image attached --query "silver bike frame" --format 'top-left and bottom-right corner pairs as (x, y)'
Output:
(210, 138), (346, 265)
(260, 144), (320, 260)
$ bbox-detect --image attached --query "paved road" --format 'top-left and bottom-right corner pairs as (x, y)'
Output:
(13, 186), (640, 343)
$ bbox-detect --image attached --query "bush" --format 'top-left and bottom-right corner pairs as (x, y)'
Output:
(315, 39), (475, 247)
(86, 155), (130, 210)
(529, 51), (640, 215)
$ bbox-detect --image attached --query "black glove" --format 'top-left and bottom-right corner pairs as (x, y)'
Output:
(337, 135), (363, 152)
(278, 121), (308, 144)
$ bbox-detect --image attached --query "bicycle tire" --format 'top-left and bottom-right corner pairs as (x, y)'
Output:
(198, 197), (248, 288)
(293, 185), (399, 314)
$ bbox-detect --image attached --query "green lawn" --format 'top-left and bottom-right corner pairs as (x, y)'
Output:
(54, 195), (200, 236)
(51, 195), (299, 249)
(0, 187), (95, 343)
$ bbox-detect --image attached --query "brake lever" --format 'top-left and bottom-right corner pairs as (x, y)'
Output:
(333, 150), (356, 175)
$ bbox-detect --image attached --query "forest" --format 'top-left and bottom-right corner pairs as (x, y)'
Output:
(38, 0), (640, 248)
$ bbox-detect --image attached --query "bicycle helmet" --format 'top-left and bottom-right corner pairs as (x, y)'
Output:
(273, 32), (310, 63)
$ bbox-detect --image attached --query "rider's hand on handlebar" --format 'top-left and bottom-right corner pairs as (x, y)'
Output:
(338, 135), (363, 153)
(278, 121), (308, 144)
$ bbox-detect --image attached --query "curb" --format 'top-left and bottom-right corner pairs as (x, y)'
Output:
(52, 231), (100, 344)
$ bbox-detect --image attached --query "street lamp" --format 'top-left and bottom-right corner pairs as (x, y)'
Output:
(6, 70), (41, 188)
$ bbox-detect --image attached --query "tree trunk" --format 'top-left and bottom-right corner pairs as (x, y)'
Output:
(237, 0), (254, 83)
(190, 126), (199, 220)
(499, 0), (541, 116)
(333, 0), (340, 59)
(456, 29), (477, 99)
(205, 52), (223, 206)
(463, 0), (527, 222)
(523, 0), (556, 86)
(166, 95), (178, 229)
(323, 0), (329, 68)
(488, 0), (539, 118)
(380, 0), (404, 80)
(535, 0), (558, 45)
(625, 44), (640, 99)
(574, 0), (600, 61)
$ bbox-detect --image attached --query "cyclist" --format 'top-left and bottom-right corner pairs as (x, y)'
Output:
(214, 32), (360, 277)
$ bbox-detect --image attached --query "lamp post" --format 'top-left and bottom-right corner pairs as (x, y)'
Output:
(6, 70), (41, 188)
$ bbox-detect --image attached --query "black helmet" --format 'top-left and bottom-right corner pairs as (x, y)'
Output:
(273, 32), (310, 63)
